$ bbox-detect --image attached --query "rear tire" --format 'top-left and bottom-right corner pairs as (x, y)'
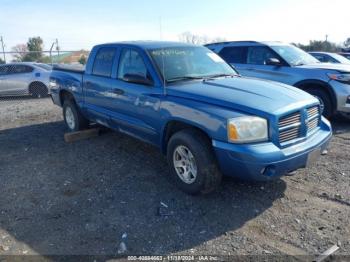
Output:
(63, 100), (89, 132)
(167, 129), (222, 195)
(29, 82), (48, 98)
(305, 88), (333, 118)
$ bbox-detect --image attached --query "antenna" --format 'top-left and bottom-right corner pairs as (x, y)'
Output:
(159, 16), (166, 95)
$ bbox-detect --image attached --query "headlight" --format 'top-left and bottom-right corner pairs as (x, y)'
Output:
(227, 116), (268, 143)
(327, 73), (350, 84)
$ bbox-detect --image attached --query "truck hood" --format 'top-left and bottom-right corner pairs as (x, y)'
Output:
(166, 77), (318, 116)
(296, 62), (350, 73)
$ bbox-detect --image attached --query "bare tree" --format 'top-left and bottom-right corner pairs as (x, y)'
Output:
(178, 31), (226, 45)
(344, 37), (350, 48)
(11, 44), (28, 62)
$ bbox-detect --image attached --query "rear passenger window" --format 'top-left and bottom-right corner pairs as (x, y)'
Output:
(247, 46), (279, 65)
(0, 66), (9, 75)
(92, 47), (116, 77)
(219, 47), (247, 64)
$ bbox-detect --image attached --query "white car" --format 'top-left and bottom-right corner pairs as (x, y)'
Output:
(0, 62), (52, 97)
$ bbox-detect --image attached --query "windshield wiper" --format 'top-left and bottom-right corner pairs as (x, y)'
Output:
(166, 76), (204, 83)
(204, 73), (236, 79)
(166, 74), (237, 83)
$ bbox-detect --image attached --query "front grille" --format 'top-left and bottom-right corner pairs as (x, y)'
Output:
(306, 106), (320, 133)
(278, 112), (301, 143)
(278, 106), (321, 145)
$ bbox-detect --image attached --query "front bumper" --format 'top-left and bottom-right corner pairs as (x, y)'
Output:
(212, 119), (332, 181)
(330, 80), (350, 113)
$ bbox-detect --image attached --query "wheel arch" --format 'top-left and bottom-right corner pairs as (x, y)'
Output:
(293, 79), (337, 111)
(161, 119), (213, 155)
(59, 89), (75, 106)
(28, 81), (48, 94)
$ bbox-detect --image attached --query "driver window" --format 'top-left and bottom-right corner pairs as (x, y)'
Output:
(325, 55), (337, 63)
(118, 49), (149, 79)
(247, 46), (279, 65)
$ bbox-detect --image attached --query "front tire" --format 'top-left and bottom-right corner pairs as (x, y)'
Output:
(167, 129), (222, 195)
(63, 100), (89, 132)
(305, 88), (333, 118)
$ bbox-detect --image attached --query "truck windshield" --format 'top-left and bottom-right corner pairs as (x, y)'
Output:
(270, 45), (319, 66)
(149, 46), (237, 82)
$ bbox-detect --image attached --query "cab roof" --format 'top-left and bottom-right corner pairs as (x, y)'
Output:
(205, 41), (287, 47)
(94, 41), (197, 50)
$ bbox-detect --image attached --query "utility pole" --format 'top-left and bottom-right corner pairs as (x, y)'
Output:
(325, 34), (328, 42)
(49, 41), (55, 65)
(55, 38), (60, 57)
(0, 36), (6, 63)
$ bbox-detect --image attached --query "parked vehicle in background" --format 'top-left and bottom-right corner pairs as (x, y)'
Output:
(0, 62), (52, 98)
(49, 41), (332, 194)
(309, 51), (350, 64)
(339, 52), (350, 60)
(206, 41), (350, 119)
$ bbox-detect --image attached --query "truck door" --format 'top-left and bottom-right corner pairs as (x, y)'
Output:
(83, 47), (118, 126)
(106, 47), (162, 145)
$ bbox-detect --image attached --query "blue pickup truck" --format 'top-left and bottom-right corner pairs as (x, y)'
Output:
(49, 41), (332, 194)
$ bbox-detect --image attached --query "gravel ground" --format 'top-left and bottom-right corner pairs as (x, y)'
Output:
(0, 98), (349, 259)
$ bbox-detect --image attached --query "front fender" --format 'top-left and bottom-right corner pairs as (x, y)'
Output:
(159, 97), (246, 150)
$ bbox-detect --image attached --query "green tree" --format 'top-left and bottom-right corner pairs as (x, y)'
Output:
(0, 57), (4, 64)
(39, 56), (51, 63)
(23, 37), (44, 62)
(344, 38), (350, 48)
(292, 40), (341, 52)
(78, 55), (87, 65)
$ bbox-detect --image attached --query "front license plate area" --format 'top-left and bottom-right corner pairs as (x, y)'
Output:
(306, 147), (321, 168)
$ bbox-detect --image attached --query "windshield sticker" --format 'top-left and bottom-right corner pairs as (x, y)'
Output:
(207, 53), (224, 63)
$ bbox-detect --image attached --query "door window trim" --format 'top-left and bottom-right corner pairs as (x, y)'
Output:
(116, 47), (154, 86)
(92, 47), (118, 78)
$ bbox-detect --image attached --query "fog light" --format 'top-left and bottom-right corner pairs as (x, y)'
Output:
(346, 95), (350, 104)
(262, 165), (276, 177)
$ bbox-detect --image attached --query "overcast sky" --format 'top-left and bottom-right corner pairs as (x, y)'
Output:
(1, 0), (349, 51)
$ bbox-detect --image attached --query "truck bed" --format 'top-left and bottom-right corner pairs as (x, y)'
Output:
(52, 64), (85, 74)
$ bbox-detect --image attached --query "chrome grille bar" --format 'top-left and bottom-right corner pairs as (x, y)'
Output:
(278, 112), (301, 143)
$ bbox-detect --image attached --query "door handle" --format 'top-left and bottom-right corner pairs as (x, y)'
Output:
(112, 88), (124, 95)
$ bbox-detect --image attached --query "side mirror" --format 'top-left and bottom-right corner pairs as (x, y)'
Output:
(123, 73), (153, 86)
(265, 58), (282, 66)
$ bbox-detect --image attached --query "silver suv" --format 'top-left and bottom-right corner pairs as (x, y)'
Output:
(206, 41), (350, 119)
